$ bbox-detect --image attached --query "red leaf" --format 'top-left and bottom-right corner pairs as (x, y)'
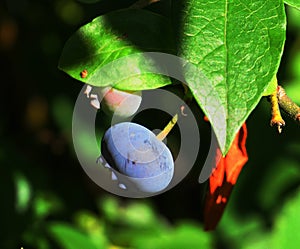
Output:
(204, 123), (248, 231)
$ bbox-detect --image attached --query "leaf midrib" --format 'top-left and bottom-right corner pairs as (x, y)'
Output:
(224, 0), (229, 148)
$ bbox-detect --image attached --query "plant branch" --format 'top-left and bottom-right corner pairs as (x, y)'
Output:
(277, 85), (300, 124)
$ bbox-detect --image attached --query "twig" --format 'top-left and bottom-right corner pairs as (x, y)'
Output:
(277, 85), (300, 124)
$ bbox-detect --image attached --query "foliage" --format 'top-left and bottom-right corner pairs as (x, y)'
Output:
(285, 0), (300, 10)
(59, 0), (287, 154)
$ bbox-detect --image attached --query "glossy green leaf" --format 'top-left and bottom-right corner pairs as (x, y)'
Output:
(262, 76), (277, 96)
(48, 222), (99, 249)
(59, 9), (174, 90)
(179, 0), (286, 154)
(285, 0), (300, 10)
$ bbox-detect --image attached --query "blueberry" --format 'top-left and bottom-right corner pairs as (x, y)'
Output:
(97, 87), (142, 117)
(101, 122), (174, 193)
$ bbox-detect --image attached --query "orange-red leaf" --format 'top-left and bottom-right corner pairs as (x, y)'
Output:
(204, 123), (248, 231)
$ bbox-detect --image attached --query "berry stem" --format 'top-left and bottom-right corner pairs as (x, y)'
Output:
(277, 85), (300, 124)
(156, 114), (178, 141)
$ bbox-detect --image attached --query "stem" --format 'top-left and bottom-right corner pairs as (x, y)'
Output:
(269, 87), (285, 133)
(277, 85), (300, 124)
(156, 114), (178, 141)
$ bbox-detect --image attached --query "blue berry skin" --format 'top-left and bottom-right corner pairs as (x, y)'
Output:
(101, 122), (174, 193)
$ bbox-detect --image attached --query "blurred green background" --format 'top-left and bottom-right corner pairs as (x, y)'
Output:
(1, 1), (300, 248)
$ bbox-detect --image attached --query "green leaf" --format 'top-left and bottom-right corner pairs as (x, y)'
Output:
(179, 0), (286, 154)
(99, 197), (120, 222)
(14, 172), (31, 213)
(133, 223), (212, 249)
(285, 0), (300, 10)
(218, 193), (267, 249)
(33, 192), (63, 219)
(271, 188), (300, 249)
(59, 9), (174, 90)
(257, 159), (300, 210)
(48, 222), (99, 249)
(241, 235), (271, 249)
(262, 76), (277, 96)
(287, 5), (300, 29)
(285, 80), (300, 103)
(74, 211), (108, 249)
(121, 202), (158, 228)
(100, 197), (164, 228)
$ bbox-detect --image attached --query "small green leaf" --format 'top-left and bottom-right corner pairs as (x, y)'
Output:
(285, 0), (300, 10)
(33, 192), (63, 219)
(271, 188), (300, 249)
(179, 0), (286, 154)
(257, 159), (300, 210)
(14, 172), (31, 213)
(100, 197), (161, 228)
(59, 9), (174, 90)
(48, 222), (99, 249)
(99, 197), (120, 222)
(122, 202), (157, 228)
(75, 211), (108, 249)
(133, 223), (212, 249)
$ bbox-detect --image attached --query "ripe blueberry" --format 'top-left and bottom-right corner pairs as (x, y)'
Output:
(101, 122), (174, 193)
